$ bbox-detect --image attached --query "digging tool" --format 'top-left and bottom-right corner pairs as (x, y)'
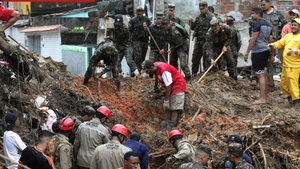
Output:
(167, 44), (170, 64)
(8, 35), (39, 62)
(104, 11), (109, 37)
(197, 51), (225, 83)
(187, 22), (192, 65)
(144, 24), (167, 62)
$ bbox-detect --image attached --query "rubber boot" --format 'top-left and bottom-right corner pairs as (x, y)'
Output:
(82, 78), (89, 86)
(116, 82), (120, 92)
(228, 72), (237, 80)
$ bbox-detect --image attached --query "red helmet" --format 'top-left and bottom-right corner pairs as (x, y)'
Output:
(97, 106), (111, 118)
(58, 117), (75, 131)
(112, 124), (128, 137)
(168, 130), (183, 141)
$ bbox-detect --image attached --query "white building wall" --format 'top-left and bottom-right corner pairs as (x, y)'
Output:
(6, 27), (26, 47)
(40, 31), (62, 62)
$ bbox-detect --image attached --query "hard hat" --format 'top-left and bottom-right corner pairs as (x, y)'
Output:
(168, 129), (182, 141)
(112, 124), (128, 137)
(58, 117), (75, 131)
(97, 106), (111, 118)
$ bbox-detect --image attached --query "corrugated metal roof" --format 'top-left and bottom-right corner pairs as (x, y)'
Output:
(21, 25), (61, 33)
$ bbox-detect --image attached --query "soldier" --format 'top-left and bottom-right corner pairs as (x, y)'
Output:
(82, 39), (120, 92)
(53, 117), (75, 169)
(73, 106), (111, 169)
(227, 143), (254, 169)
(90, 124), (132, 169)
(148, 12), (167, 62)
(167, 4), (185, 28)
(128, 7), (151, 72)
(161, 17), (192, 81)
(166, 130), (195, 168)
(226, 16), (242, 68)
(179, 144), (212, 169)
(106, 15), (140, 77)
(260, 0), (288, 90)
(188, 2), (215, 76)
(206, 18), (237, 80)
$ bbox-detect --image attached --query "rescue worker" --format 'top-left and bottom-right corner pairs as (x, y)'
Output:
(166, 130), (195, 168)
(148, 12), (167, 62)
(281, 9), (300, 38)
(90, 124), (132, 169)
(189, 1), (215, 76)
(106, 15), (140, 77)
(118, 151), (140, 169)
(53, 117), (75, 169)
(226, 16), (242, 68)
(179, 144), (212, 169)
(142, 60), (186, 128)
(128, 7), (151, 72)
(227, 143), (254, 169)
(124, 132), (149, 169)
(206, 17), (237, 80)
(223, 135), (252, 169)
(160, 17), (192, 81)
(260, 0), (288, 91)
(73, 106), (111, 169)
(167, 4), (185, 28)
(82, 39), (120, 92)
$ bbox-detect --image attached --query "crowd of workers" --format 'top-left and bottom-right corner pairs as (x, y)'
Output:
(2, 0), (300, 168)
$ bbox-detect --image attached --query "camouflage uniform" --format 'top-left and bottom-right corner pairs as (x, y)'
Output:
(178, 162), (205, 169)
(83, 40), (120, 90)
(110, 23), (137, 74)
(166, 22), (191, 79)
(129, 15), (151, 71)
(169, 17), (185, 28)
(148, 21), (167, 62)
(263, 8), (288, 88)
(206, 22), (237, 79)
(53, 133), (73, 169)
(190, 11), (214, 75)
(235, 160), (254, 169)
(229, 26), (241, 67)
(168, 140), (195, 168)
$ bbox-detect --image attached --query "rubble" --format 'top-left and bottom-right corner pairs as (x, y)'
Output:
(0, 40), (300, 168)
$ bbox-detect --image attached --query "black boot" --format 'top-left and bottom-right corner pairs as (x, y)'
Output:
(82, 78), (89, 86)
(229, 72), (237, 80)
(116, 82), (120, 92)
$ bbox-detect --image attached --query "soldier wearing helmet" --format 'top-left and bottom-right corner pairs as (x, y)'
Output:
(90, 124), (132, 169)
(73, 106), (111, 169)
(53, 117), (75, 169)
(82, 39), (121, 92)
(166, 130), (195, 168)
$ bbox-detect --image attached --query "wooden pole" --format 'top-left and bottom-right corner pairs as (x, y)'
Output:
(197, 51), (225, 83)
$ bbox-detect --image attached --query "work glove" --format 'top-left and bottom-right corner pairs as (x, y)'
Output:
(222, 46), (227, 52)
(163, 100), (170, 109)
(134, 69), (141, 79)
(166, 156), (176, 164)
(287, 48), (298, 56)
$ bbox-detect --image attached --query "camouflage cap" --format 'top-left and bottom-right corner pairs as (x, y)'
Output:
(156, 12), (164, 19)
(210, 17), (219, 29)
(161, 16), (170, 26)
(228, 143), (243, 153)
(197, 144), (212, 156)
(168, 3), (175, 9)
(136, 6), (144, 13)
(199, 1), (208, 7)
(227, 15), (235, 21)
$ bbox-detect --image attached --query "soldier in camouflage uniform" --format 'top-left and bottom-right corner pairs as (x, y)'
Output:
(179, 144), (212, 169)
(166, 130), (195, 168)
(261, 0), (288, 89)
(206, 18), (237, 79)
(227, 143), (254, 169)
(226, 16), (242, 68)
(82, 39), (120, 92)
(188, 1), (214, 76)
(167, 4), (185, 28)
(53, 117), (75, 169)
(161, 17), (192, 80)
(129, 7), (151, 71)
(148, 12), (167, 62)
(107, 15), (139, 77)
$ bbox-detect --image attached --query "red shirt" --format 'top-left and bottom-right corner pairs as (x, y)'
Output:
(154, 62), (186, 95)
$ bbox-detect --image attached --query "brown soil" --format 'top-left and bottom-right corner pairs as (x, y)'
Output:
(1, 57), (300, 169)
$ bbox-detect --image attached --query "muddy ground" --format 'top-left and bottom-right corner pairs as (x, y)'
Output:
(0, 56), (300, 169)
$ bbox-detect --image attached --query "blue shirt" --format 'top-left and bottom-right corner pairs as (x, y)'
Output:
(124, 139), (149, 169)
(251, 19), (272, 53)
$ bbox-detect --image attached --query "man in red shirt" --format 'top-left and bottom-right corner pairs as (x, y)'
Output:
(142, 60), (186, 127)
(0, 3), (20, 36)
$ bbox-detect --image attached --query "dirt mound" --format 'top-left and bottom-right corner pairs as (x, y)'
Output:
(1, 56), (300, 168)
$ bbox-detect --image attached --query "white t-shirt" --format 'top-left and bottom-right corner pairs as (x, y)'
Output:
(3, 130), (27, 169)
